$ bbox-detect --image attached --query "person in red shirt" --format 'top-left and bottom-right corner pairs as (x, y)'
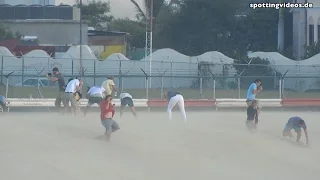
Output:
(100, 95), (119, 141)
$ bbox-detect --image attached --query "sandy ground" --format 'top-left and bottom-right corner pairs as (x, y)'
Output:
(1, 110), (320, 180)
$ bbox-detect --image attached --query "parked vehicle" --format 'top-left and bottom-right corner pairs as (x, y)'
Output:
(14, 78), (54, 87)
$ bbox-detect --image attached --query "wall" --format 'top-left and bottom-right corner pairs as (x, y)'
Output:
(293, 0), (320, 59)
(0, 19), (88, 45)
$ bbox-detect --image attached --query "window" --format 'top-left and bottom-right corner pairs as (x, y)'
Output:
(40, 79), (49, 86)
(309, 24), (314, 45)
(23, 79), (38, 86)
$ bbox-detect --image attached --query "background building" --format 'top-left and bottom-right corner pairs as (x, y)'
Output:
(292, 0), (320, 59)
(0, 0), (55, 5)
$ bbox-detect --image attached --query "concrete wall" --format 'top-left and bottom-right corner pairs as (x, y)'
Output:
(0, 19), (88, 45)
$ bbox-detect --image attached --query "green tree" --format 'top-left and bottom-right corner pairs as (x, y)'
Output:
(0, 24), (21, 40)
(75, 0), (113, 30)
(161, 0), (242, 56)
(109, 18), (145, 48)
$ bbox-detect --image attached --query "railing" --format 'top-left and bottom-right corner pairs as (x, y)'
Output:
(0, 56), (320, 99)
(0, 74), (319, 100)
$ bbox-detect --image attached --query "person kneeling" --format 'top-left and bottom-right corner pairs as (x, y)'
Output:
(100, 95), (120, 142)
(282, 117), (309, 145)
(246, 100), (259, 131)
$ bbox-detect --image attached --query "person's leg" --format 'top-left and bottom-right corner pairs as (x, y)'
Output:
(102, 119), (114, 141)
(246, 120), (253, 131)
(128, 98), (137, 117)
(177, 95), (187, 123)
(84, 97), (95, 116)
(55, 92), (62, 108)
(70, 94), (78, 116)
(111, 119), (120, 132)
(282, 123), (293, 139)
(64, 93), (71, 115)
(294, 127), (302, 142)
(167, 96), (179, 120)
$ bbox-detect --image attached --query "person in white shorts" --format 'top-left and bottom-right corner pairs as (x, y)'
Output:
(163, 90), (187, 123)
(64, 78), (82, 116)
(83, 86), (106, 116)
(119, 91), (137, 117)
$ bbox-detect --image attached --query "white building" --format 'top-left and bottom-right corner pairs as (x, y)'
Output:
(0, 0), (55, 5)
(292, 0), (320, 59)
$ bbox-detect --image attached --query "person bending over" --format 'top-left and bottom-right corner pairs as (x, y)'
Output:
(119, 91), (137, 117)
(282, 116), (309, 145)
(84, 86), (106, 116)
(163, 90), (187, 123)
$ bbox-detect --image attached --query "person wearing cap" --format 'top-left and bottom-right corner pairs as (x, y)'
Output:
(282, 116), (309, 145)
(46, 67), (67, 109)
(101, 76), (117, 96)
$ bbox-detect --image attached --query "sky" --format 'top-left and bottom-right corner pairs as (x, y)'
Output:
(56, 0), (144, 19)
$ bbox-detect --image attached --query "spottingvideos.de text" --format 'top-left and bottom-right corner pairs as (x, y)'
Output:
(250, 2), (313, 9)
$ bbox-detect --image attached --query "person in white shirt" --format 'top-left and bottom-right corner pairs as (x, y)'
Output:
(119, 92), (137, 117)
(83, 86), (106, 116)
(65, 78), (82, 116)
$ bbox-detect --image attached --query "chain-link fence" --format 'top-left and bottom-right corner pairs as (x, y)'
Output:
(1, 56), (320, 99)
(0, 74), (320, 99)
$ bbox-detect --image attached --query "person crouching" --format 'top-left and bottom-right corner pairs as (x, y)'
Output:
(100, 95), (120, 141)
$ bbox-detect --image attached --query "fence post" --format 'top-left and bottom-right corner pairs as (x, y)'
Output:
(0, 57), (3, 83)
(238, 77), (241, 99)
(280, 69), (289, 99)
(236, 69), (246, 99)
(279, 78), (282, 99)
(141, 68), (149, 100)
(157, 69), (168, 98)
(208, 69), (215, 99)
(22, 56), (25, 86)
(93, 60), (96, 85)
(200, 77), (203, 97)
(72, 60), (74, 76)
(213, 78), (216, 99)
(170, 59), (173, 88)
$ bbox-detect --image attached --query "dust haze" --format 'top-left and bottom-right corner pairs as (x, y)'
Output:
(1, 110), (320, 180)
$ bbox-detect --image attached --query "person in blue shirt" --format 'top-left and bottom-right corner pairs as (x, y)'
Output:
(283, 116), (309, 145)
(246, 79), (263, 106)
(163, 90), (187, 123)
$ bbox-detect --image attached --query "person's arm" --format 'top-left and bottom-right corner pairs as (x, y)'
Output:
(111, 81), (117, 92)
(75, 80), (81, 92)
(304, 128), (309, 145)
(252, 84), (262, 94)
(46, 74), (59, 82)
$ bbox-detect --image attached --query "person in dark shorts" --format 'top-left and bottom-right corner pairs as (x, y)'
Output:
(46, 67), (67, 109)
(246, 100), (259, 131)
(283, 117), (309, 145)
(100, 95), (120, 141)
(83, 86), (106, 116)
(119, 92), (137, 117)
